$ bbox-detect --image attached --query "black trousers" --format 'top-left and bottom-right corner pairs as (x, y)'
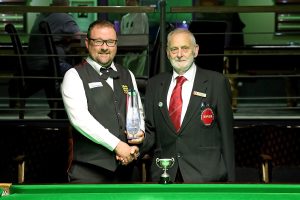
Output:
(175, 168), (184, 183)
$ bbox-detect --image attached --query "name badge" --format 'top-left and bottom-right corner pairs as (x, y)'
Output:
(89, 82), (103, 89)
(193, 91), (206, 97)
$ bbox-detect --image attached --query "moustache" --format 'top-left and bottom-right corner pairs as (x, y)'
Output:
(98, 49), (110, 54)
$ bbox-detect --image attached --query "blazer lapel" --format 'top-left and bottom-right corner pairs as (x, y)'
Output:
(180, 67), (208, 132)
(158, 75), (177, 132)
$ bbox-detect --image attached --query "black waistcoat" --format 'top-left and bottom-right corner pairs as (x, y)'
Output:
(72, 61), (134, 171)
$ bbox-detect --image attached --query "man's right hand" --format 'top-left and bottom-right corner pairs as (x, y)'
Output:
(114, 141), (139, 165)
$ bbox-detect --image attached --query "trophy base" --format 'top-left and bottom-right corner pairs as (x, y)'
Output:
(159, 176), (172, 184)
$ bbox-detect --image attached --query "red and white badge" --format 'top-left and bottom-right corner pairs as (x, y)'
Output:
(201, 107), (214, 126)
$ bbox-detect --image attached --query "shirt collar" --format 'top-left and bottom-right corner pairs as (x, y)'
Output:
(86, 56), (117, 73)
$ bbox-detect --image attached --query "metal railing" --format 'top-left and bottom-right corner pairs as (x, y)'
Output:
(0, 1), (299, 123)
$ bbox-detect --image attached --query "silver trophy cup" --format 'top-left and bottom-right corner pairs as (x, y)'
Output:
(156, 158), (175, 184)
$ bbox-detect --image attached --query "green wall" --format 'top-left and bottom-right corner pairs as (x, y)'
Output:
(2, 0), (300, 45)
(108, 0), (193, 26)
(238, 0), (300, 45)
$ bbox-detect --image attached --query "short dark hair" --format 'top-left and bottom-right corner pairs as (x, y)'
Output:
(87, 20), (116, 39)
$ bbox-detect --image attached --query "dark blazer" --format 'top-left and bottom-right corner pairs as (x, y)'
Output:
(143, 66), (235, 183)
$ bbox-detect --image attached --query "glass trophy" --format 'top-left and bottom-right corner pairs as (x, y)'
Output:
(126, 89), (140, 140)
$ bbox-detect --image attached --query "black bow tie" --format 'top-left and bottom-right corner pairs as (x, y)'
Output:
(100, 67), (119, 79)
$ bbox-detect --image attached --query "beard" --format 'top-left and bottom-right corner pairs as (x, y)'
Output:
(169, 56), (194, 74)
(96, 50), (114, 67)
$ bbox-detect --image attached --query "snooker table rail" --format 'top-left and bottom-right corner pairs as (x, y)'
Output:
(1, 183), (300, 200)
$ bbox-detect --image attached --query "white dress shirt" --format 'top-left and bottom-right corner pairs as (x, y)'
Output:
(61, 57), (145, 151)
(167, 63), (197, 125)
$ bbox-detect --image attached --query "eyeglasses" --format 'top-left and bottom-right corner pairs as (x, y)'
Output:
(88, 38), (118, 47)
(168, 46), (191, 54)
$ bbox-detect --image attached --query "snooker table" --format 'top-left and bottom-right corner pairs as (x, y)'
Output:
(1, 183), (300, 200)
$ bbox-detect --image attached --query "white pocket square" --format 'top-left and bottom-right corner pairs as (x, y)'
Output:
(89, 82), (103, 89)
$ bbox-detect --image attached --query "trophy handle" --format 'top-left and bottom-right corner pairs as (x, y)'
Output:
(155, 158), (161, 168)
(170, 158), (175, 168)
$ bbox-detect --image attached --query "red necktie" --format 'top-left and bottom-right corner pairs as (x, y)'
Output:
(169, 76), (187, 132)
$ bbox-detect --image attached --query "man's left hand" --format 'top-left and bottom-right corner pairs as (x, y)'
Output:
(126, 130), (145, 145)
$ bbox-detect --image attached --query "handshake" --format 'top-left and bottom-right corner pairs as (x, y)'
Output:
(115, 130), (144, 165)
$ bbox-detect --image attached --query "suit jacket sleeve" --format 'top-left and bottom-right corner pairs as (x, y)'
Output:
(218, 76), (235, 181)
